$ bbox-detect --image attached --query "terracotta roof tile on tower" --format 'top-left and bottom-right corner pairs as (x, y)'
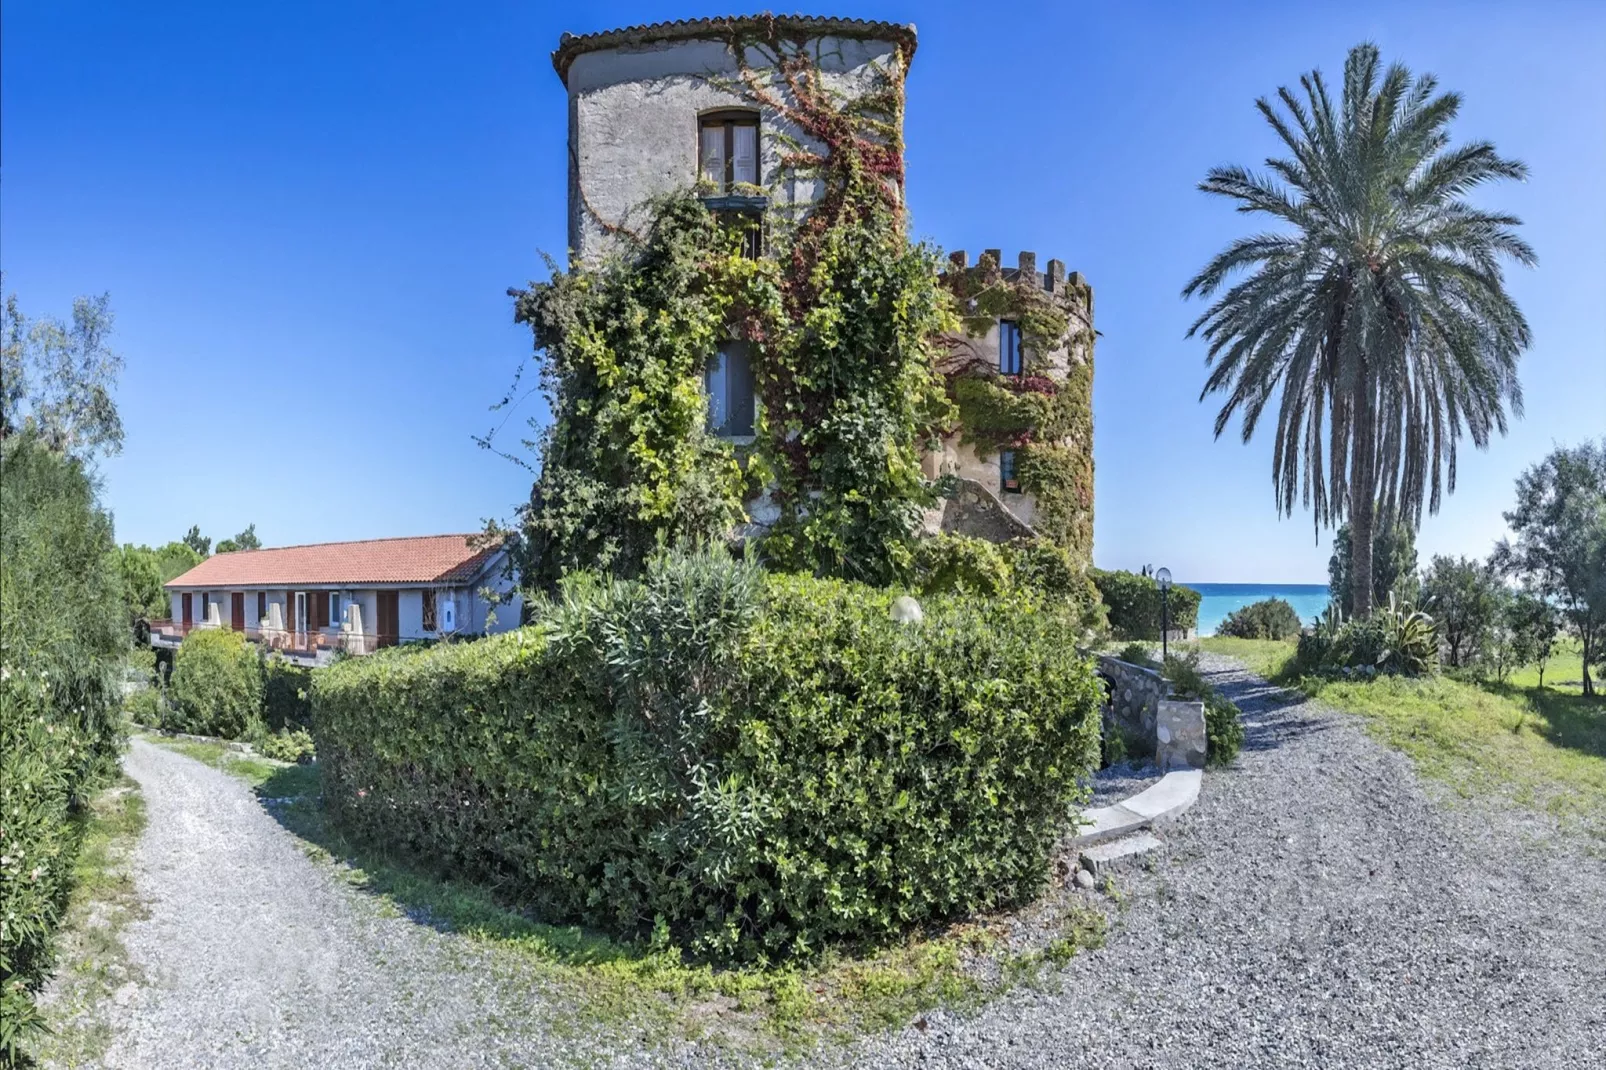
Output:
(164, 534), (504, 589)
(551, 14), (918, 84)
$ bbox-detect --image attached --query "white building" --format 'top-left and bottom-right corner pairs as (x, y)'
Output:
(157, 533), (521, 665)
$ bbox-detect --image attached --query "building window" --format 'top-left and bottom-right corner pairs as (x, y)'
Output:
(1000, 449), (1021, 493)
(706, 341), (756, 438)
(422, 589), (437, 632)
(257, 591), (267, 623)
(330, 593), (342, 627)
(699, 111), (759, 193)
(999, 320), (1023, 376)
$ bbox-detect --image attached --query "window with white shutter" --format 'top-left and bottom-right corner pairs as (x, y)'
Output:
(698, 112), (760, 193)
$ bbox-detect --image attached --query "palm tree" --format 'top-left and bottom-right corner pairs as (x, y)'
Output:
(1184, 43), (1534, 617)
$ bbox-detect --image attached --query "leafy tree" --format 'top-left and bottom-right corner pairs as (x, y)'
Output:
(1494, 440), (1606, 696)
(1, 283), (125, 459)
(182, 525), (211, 557)
(116, 543), (166, 622)
(214, 523), (260, 554)
(1505, 589), (1560, 689)
(1329, 510), (1418, 616)
(153, 540), (203, 583)
(1185, 43), (1533, 619)
(1420, 554), (1500, 668)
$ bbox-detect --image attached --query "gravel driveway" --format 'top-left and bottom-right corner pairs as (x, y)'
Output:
(102, 658), (1605, 1068)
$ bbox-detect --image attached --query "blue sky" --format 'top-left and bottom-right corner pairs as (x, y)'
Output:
(4, 1), (1601, 582)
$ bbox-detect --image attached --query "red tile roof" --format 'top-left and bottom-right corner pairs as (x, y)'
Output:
(164, 534), (505, 589)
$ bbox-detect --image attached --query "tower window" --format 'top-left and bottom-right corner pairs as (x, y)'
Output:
(706, 342), (756, 438)
(999, 320), (1023, 376)
(999, 449), (1021, 493)
(700, 112), (760, 193)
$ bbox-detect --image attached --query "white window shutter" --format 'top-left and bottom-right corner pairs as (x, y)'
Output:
(701, 126), (725, 186)
(732, 124), (758, 186)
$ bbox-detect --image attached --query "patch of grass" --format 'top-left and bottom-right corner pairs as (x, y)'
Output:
(1197, 636), (1297, 680)
(1503, 638), (1592, 696)
(29, 777), (148, 1067)
(139, 731), (290, 788)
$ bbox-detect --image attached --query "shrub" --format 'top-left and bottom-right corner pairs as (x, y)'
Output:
(167, 629), (262, 739)
(1091, 569), (1201, 640)
(1293, 599), (1436, 677)
(260, 655), (313, 733)
(315, 549), (1103, 962)
(1, 436), (126, 1054)
(124, 686), (165, 728)
(1161, 648), (1243, 765)
(1217, 597), (1302, 641)
(909, 534), (1105, 633)
(1115, 641), (1156, 668)
(252, 726), (315, 764)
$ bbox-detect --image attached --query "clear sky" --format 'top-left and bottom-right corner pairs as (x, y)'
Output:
(4, 1), (1601, 582)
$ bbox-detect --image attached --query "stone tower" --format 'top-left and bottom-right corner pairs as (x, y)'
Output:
(550, 15), (917, 262)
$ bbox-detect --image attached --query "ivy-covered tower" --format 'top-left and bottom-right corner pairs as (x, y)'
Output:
(932, 249), (1096, 566)
(551, 15), (918, 263)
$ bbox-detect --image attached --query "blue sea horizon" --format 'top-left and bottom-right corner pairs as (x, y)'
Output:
(1182, 582), (1332, 637)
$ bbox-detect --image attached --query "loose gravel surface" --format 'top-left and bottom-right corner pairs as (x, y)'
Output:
(845, 654), (1606, 1069)
(100, 657), (1605, 1068)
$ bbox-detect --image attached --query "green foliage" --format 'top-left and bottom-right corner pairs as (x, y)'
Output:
(1502, 591), (1561, 688)
(181, 526), (210, 557)
(1160, 648), (1243, 765)
(1, 286), (124, 459)
(259, 655), (313, 733)
(1217, 597), (1302, 641)
(167, 629), (263, 739)
(215, 524), (260, 555)
(313, 549), (1103, 963)
(251, 726), (315, 764)
(1329, 513), (1419, 617)
(0, 434), (126, 1059)
(1421, 555), (1501, 668)
(1295, 597), (1436, 677)
(906, 534), (1103, 631)
(152, 541), (202, 584)
(124, 686), (165, 728)
(1186, 44), (1532, 618)
(1495, 439), (1606, 696)
(115, 543), (165, 623)
(1091, 569), (1202, 640)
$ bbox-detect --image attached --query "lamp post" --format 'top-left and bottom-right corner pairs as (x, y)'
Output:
(1156, 567), (1172, 662)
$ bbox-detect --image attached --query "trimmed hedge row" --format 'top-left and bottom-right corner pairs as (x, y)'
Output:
(1091, 569), (1202, 639)
(1, 437), (126, 1054)
(314, 552), (1103, 962)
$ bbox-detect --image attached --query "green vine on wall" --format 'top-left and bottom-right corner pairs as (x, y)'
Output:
(940, 255), (1096, 561)
(511, 26), (954, 589)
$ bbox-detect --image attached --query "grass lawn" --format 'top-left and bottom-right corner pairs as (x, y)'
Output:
(137, 732), (1108, 1054)
(1198, 636), (1606, 837)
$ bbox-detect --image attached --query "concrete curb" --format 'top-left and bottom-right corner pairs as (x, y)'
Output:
(1073, 768), (1202, 848)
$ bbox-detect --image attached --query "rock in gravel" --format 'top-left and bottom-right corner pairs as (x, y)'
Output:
(1073, 868), (1095, 890)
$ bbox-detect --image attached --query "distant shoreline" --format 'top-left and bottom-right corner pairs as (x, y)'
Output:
(1181, 583), (1331, 637)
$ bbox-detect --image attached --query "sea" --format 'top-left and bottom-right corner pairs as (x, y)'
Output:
(1184, 583), (1332, 637)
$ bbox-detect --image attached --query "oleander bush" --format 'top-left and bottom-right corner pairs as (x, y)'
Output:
(1217, 597), (1302, 641)
(1, 436), (127, 1058)
(167, 629), (263, 739)
(1091, 569), (1202, 640)
(314, 549), (1103, 963)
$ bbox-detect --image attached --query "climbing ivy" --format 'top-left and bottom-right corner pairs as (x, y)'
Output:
(512, 27), (954, 589)
(939, 255), (1095, 561)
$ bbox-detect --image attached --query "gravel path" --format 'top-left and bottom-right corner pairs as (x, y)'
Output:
(102, 657), (1606, 1068)
(846, 654), (1606, 1068)
(104, 737), (693, 1069)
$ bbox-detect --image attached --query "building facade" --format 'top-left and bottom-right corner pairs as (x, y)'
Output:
(157, 534), (521, 665)
(550, 15), (1093, 557)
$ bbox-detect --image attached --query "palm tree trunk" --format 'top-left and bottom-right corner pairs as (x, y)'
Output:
(1349, 376), (1377, 619)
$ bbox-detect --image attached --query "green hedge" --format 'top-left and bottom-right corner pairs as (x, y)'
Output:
(168, 629), (262, 739)
(1, 436), (126, 1056)
(1091, 569), (1201, 639)
(314, 551), (1103, 962)
(260, 655), (312, 732)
